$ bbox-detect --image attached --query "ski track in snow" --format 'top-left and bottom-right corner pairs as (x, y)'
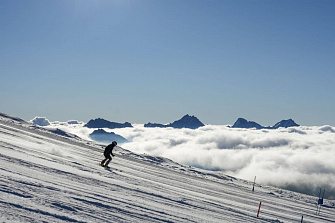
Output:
(0, 117), (334, 223)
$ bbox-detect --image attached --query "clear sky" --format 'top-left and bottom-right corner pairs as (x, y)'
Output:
(1, 0), (334, 126)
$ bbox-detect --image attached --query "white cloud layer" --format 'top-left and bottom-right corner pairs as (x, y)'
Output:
(50, 122), (335, 199)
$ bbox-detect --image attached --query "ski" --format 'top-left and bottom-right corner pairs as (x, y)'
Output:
(99, 163), (122, 172)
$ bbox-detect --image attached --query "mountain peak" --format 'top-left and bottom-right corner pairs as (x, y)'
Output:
(232, 118), (263, 129)
(144, 114), (205, 129)
(170, 114), (205, 129)
(272, 119), (299, 129)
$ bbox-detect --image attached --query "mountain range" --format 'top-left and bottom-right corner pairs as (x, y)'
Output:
(31, 115), (300, 131)
(85, 115), (205, 130)
(232, 118), (299, 129)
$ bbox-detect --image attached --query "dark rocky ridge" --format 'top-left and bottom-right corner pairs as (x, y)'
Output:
(232, 118), (263, 129)
(84, 118), (132, 129)
(272, 119), (299, 128)
(232, 118), (299, 129)
(144, 115), (205, 129)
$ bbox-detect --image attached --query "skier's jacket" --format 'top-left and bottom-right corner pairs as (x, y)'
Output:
(104, 143), (116, 157)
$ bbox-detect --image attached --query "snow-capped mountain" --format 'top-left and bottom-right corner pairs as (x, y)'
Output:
(31, 116), (51, 126)
(1, 112), (334, 222)
(144, 114), (205, 129)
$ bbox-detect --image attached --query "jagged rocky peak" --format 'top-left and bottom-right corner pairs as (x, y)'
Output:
(170, 114), (205, 129)
(272, 119), (299, 129)
(84, 118), (133, 129)
(232, 118), (263, 129)
(144, 114), (205, 129)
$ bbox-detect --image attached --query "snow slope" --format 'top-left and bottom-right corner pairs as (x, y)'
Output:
(0, 114), (334, 222)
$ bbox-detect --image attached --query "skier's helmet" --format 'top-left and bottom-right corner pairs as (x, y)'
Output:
(112, 141), (117, 146)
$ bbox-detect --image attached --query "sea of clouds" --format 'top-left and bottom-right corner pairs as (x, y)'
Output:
(113, 125), (335, 199)
(31, 117), (335, 199)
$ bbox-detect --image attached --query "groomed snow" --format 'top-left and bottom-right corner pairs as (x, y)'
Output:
(1, 114), (334, 222)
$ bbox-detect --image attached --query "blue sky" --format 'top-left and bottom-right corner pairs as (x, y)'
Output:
(1, 0), (335, 126)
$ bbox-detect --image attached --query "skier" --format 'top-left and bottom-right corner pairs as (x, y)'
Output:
(100, 141), (117, 168)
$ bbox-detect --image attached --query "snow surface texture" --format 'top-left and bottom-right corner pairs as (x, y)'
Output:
(1, 114), (335, 222)
(48, 120), (335, 200)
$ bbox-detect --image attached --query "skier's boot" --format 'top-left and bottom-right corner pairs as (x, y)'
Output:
(104, 159), (111, 169)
